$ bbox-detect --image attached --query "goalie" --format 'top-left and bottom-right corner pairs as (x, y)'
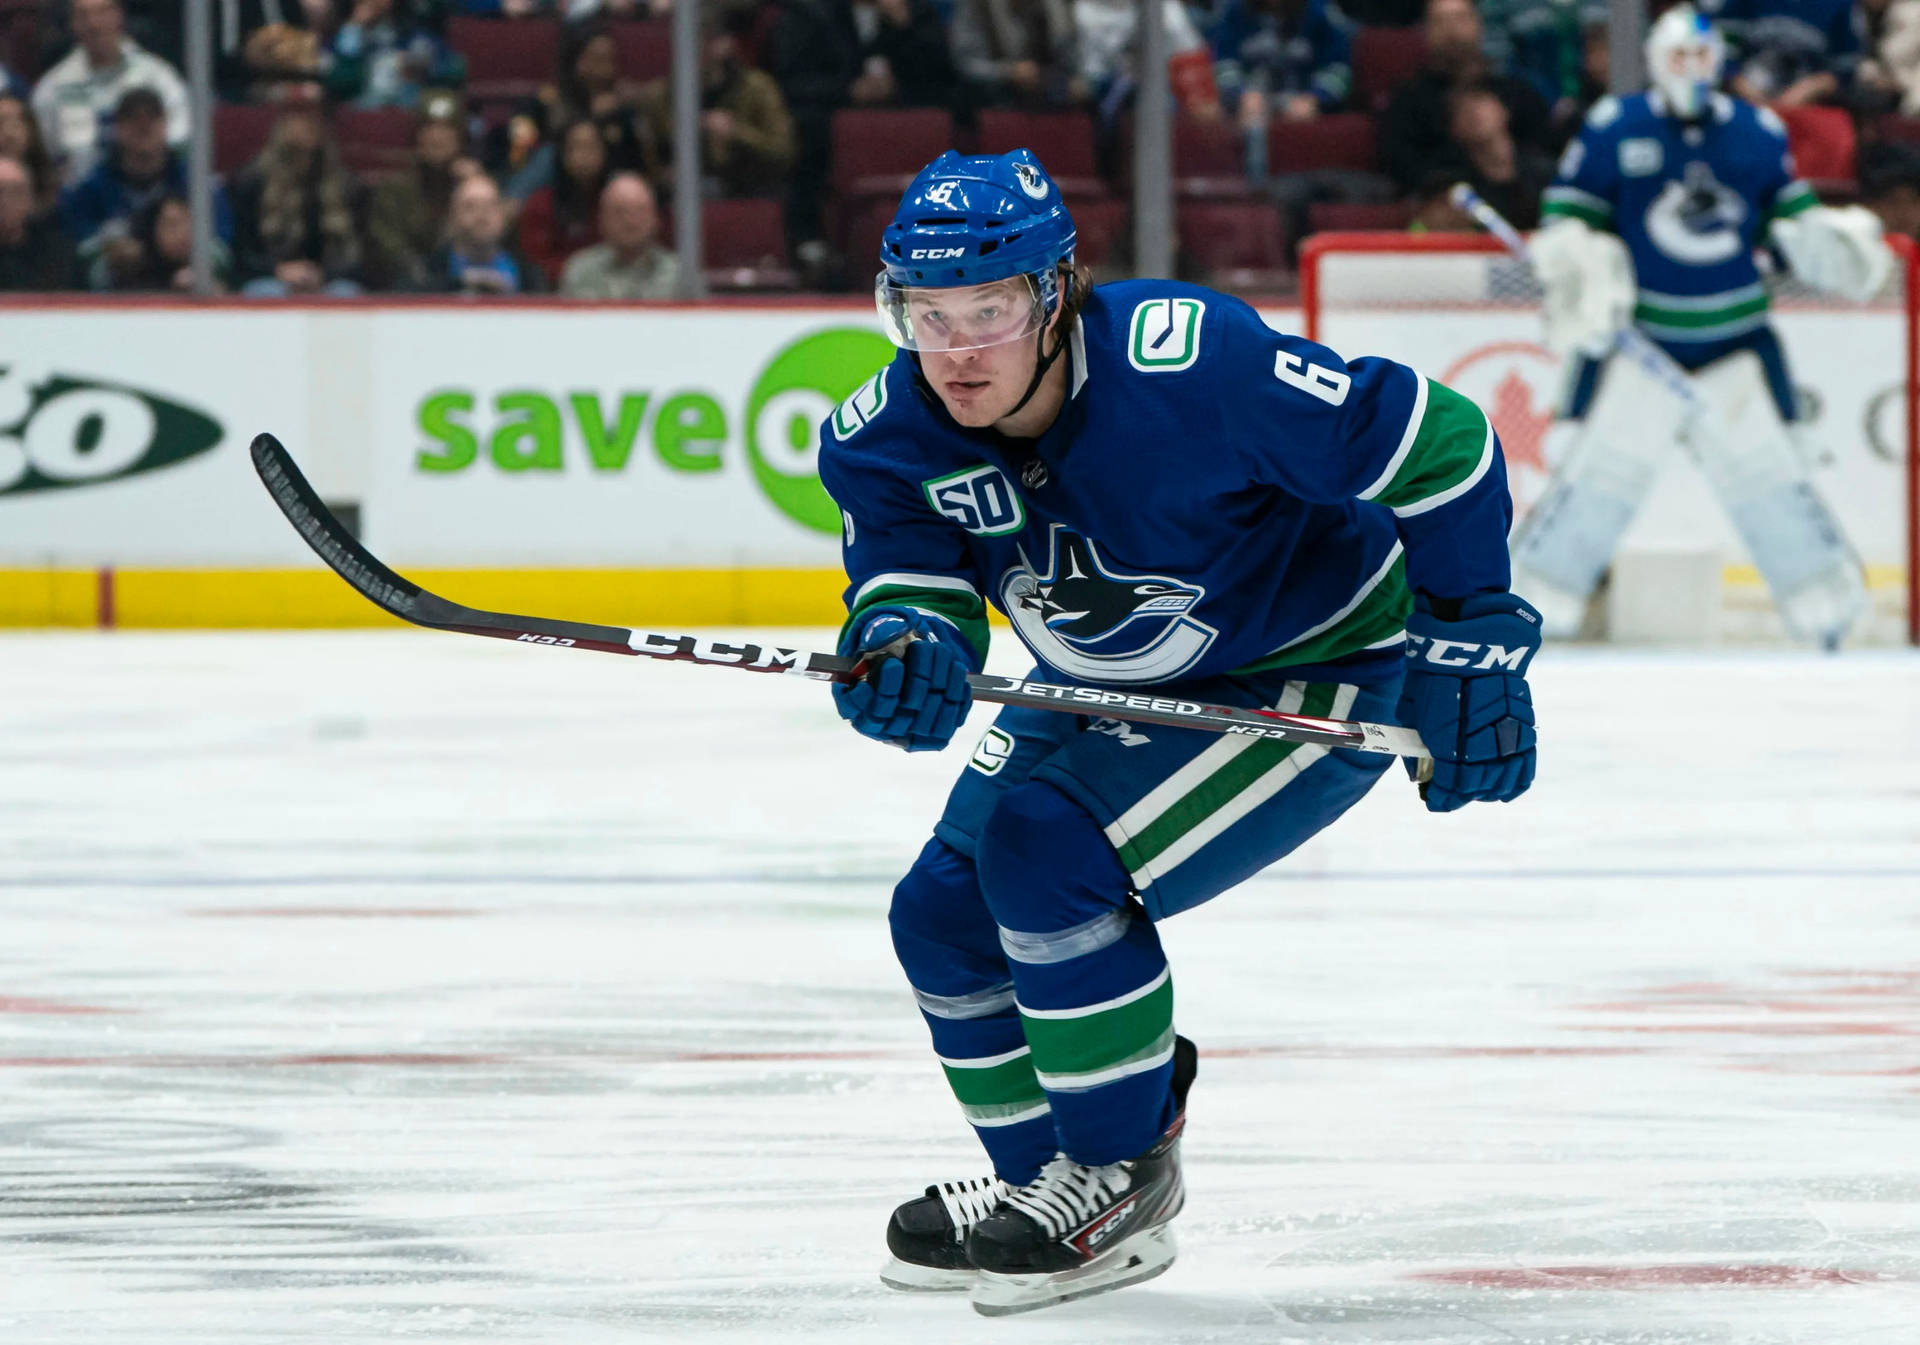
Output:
(1519, 3), (1889, 647)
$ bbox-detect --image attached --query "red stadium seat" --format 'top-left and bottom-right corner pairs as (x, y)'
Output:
(1772, 102), (1856, 191)
(1306, 200), (1415, 233)
(831, 107), (956, 198)
(1177, 200), (1289, 291)
(1173, 114), (1251, 199)
(1873, 113), (1920, 145)
(1266, 112), (1379, 175)
(335, 105), (417, 178)
(214, 103), (278, 173)
(702, 198), (798, 290)
(1069, 198), (1130, 268)
(975, 109), (1105, 197)
(1353, 25), (1427, 112)
(447, 16), (561, 103)
(612, 19), (671, 82)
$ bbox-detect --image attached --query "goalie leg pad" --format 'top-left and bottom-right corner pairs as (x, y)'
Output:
(1510, 353), (1682, 635)
(1685, 349), (1867, 647)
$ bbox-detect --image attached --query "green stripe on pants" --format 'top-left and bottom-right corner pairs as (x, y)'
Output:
(1112, 682), (1341, 878)
(1019, 971), (1174, 1086)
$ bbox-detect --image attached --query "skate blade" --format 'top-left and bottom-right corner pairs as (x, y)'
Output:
(879, 1257), (975, 1292)
(970, 1226), (1176, 1316)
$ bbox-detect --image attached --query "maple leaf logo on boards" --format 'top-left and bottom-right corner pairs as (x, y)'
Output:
(1487, 368), (1552, 479)
(1439, 342), (1560, 520)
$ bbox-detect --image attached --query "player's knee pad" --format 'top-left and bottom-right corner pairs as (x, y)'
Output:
(888, 837), (1003, 985)
(975, 781), (1132, 936)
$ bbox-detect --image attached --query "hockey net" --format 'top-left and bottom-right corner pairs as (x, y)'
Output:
(1298, 232), (1920, 647)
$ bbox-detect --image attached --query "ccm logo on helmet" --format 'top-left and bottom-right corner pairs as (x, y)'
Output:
(910, 247), (966, 260)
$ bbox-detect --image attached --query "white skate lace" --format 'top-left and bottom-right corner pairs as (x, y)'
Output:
(933, 1176), (1008, 1231)
(1003, 1155), (1134, 1238)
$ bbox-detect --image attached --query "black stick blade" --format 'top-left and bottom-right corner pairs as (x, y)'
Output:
(251, 432), (427, 625)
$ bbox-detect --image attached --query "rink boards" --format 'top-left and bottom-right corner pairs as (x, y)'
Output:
(0, 300), (1908, 629)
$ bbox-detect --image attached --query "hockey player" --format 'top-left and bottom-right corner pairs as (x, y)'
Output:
(1523, 3), (1890, 645)
(817, 148), (1540, 1315)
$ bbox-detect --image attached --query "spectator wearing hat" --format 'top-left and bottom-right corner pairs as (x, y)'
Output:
(0, 156), (76, 289)
(326, 0), (467, 109)
(61, 87), (233, 291)
(515, 118), (609, 286)
(367, 88), (479, 289)
(560, 171), (678, 299)
(422, 173), (543, 293)
(635, 11), (795, 200)
(32, 0), (190, 184)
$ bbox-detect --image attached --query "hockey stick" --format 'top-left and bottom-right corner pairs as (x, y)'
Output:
(251, 433), (1428, 759)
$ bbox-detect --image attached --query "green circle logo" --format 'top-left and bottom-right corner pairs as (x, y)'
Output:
(745, 327), (895, 533)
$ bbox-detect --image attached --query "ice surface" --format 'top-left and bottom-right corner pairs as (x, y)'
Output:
(2, 631), (1918, 1344)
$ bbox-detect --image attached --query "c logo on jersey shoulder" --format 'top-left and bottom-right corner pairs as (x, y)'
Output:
(925, 463), (1026, 536)
(1000, 524), (1217, 684)
(830, 368), (890, 441)
(1644, 160), (1746, 265)
(1127, 298), (1206, 373)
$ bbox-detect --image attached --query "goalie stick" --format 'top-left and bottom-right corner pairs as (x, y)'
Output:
(251, 433), (1429, 760)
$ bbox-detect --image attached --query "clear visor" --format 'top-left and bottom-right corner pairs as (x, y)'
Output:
(875, 274), (1048, 353)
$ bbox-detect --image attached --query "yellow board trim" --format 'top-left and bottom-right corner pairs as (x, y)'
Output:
(1, 568), (856, 630)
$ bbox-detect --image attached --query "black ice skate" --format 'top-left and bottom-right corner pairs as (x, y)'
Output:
(879, 1175), (1008, 1291)
(965, 1034), (1197, 1316)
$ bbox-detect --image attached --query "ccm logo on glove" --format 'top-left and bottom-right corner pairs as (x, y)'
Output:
(1405, 636), (1535, 672)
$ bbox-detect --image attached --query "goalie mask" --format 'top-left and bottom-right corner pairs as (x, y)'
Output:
(1646, 4), (1725, 121)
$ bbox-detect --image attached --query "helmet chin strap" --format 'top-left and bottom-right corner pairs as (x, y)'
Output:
(999, 322), (1069, 426)
(998, 271), (1075, 427)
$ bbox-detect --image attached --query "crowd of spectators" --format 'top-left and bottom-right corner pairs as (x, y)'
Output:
(3, 0), (1920, 297)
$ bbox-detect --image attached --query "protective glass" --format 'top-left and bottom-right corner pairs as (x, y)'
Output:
(875, 274), (1049, 352)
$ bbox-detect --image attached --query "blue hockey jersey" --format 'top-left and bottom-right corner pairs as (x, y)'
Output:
(817, 280), (1514, 690)
(1540, 91), (1817, 346)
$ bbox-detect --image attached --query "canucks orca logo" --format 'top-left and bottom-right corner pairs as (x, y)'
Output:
(1645, 160), (1746, 265)
(1000, 524), (1217, 684)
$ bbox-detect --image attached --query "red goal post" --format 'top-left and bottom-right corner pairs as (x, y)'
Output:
(1298, 231), (1920, 647)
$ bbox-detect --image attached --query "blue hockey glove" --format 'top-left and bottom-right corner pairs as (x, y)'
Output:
(834, 609), (976, 752)
(1398, 592), (1541, 813)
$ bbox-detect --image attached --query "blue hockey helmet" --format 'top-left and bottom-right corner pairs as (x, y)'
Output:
(876, 149), (1077, 353)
